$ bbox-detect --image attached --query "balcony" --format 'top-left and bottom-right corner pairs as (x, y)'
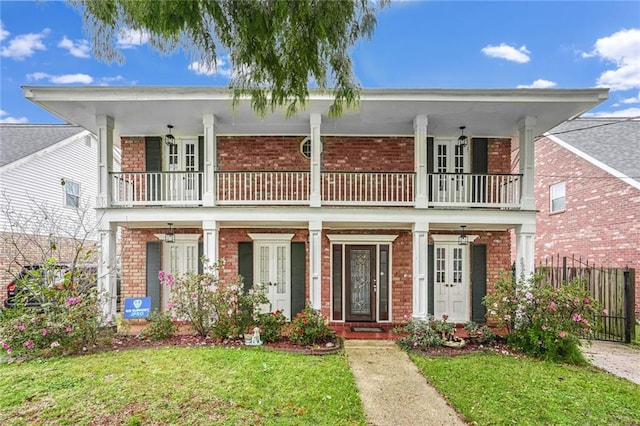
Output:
(110, 171), (521, 208)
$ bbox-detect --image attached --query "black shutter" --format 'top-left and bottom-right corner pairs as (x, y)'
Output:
(471, 244), (487, 323)
(238, 242), (253, 292)
(146, 241), (161, 312)
(332, 245), (342, 321)
(198, 241), (204, 274)
(145, 136), (162, 201)
(428, 244), (434, 316)
(427, 137), (434, 202)
(291, 242), (306, 318)
(471, 138), (488, 203)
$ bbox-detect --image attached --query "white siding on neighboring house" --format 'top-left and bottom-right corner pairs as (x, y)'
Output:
(0, 131), (100, 239)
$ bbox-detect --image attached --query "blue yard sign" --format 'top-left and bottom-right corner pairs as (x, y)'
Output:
(123, 297), (152, 319)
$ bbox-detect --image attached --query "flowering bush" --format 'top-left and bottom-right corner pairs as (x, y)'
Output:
(0, 269), (113, 360)
(394, 316), (443, 350)
(483, 273), (603, 364)
(157, 259), (269, 339)
(463, 321), (496, 345)
(288, 305), (335, 346)
(256, 309), (287, 343)
(139, 310), (178, 341)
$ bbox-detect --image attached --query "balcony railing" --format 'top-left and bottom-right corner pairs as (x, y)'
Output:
(110, 171), (521, 208)
(112, 171), (203, 206)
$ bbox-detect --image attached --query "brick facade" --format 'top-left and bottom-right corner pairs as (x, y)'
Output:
(535, 137), (640, 311)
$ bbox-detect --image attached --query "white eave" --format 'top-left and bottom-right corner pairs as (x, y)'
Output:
(23, 86), (609, 141)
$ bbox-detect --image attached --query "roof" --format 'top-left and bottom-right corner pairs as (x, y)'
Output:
(22, 86), (608, 141)
(545, 118), (640, 186)
(0, 124), (87, 167)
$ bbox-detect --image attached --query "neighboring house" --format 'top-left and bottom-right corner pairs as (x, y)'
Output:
(534, 118), (640, 312)
(0, 124), (119, 306)
(22, 86), (607, 326)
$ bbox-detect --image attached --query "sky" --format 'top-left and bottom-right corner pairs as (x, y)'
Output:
(0, 0), (639, 124)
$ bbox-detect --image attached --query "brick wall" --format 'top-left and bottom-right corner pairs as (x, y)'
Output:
(488, 138), (512, 174)
(323, 137), (414, 172)
(535, 137), (640, 311)
(217, 137), (309, 171)
(121, 137), (145, 171)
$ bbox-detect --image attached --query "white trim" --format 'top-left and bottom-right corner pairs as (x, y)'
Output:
(327, 234), (398, 243)
(154, 233), (201, 243)
(430, 234), (479, 243)
(248, 233), (295, 241)
(546, 133), (640, 191)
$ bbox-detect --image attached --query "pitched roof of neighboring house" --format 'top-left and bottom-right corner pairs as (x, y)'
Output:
(544, 118), (640, 188)
(0, 124), (87, 167)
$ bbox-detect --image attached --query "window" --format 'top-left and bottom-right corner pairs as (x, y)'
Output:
(550, 182), (565, 213)
(64, 180), (80, 208)
(300, 137), (311, 158)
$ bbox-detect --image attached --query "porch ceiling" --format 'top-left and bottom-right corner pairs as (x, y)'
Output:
(23, 86), (608, 141)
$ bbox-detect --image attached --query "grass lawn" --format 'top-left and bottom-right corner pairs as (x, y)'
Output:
(412, 352), (640, 426)
(0, 347), (366, 425)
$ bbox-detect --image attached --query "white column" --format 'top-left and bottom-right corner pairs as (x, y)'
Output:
(203, 114), (216, 207)
(414, 115), (428, 208)
(515, 223), (536, 282)
(96, 115), (114, 208)
(98, 221), (117, 316)
(202, 220), (219, 269)
(309, 221), (322, 309)
(309, 114), (322, 207)
(412, 221), (429, 318)
(518, 116), (537, 210)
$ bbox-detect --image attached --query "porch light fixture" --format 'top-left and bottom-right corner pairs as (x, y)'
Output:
(165, 223), (175, 243)
(164, 125), (176, 146)
(457, 126), (468, 148)
(458, 225), (469, 245)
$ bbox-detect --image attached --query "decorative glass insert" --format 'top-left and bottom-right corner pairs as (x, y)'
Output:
(350, 249), (371, 315)
(276, 246), (286, 294)
(300, 137), (311, 158)
(550, 182), (566, 213)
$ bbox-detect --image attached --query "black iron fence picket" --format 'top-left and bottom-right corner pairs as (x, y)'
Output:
(536, 255), (636, 343)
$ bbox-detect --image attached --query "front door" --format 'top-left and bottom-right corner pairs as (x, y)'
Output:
(345, 245), (377, 322)
(164, 138), (199, 201)
(162, 240), (198, 311)
(255, 242), (291, 320)
(433, 243), (469, 323)
(434, 138), (467, 203)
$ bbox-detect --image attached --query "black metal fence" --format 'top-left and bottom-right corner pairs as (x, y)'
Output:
(536, 255), (636, 343)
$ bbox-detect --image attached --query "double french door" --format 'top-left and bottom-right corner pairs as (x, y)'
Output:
(433, 243), (469, 323)
(162, 240), (198, 311)
(164, 138), (199, 201)
(254, 241), (291, 320)
(434, 138), (468, 202)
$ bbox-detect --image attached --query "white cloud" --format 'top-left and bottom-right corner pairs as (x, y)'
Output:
(0, 109), (28, 123)
(583, 29), (640, 91)
(97, 75), (125, 86)
(481, 43), (530, 63)
(517, 79), (557, 89)
(0, 28), (49, 60)
(583, 107), (640, 118)
(58, 36), (90, 58)
(188, 56), (232, 78)
(620, 91), (640, 104)
(27, 72), (94, 84)
(0, 21), (9, 42)
(117, 29), (149, 49)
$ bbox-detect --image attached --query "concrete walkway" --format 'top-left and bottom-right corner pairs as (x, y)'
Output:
(344, 340), (466, 426)
(582, 340), (640, 385)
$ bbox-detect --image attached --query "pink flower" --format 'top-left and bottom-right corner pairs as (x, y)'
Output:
(541, 325), (547, 331)
(6, 348), (12, 355)
(525, 292), (533, 300)
(549, 301), (557, 312)
(167, 274), (174, 286)
(66, 326), (73, 333)
(572, 313), (582, 322)
(167, 301), (174, 310)
(537, 340), (542, 345)
(50, 341), (60, 348)
(1, 342), (9, 349)
(584, 297), (590, 304)
(23, 340), (34, 349)
(16, 325), (25, 331)
(559, 331), (566, 338)
(192, 292), (198, 299)
(42, 328), (48, 336)
(602, 308), (608, 315)
(158, 270), (165, 281)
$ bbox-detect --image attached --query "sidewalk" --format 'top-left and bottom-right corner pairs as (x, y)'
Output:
(582, 340), (640, 385)
(343, 340), (466, 426)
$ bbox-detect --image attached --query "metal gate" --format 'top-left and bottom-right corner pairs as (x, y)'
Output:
(537, 255), (636, 343)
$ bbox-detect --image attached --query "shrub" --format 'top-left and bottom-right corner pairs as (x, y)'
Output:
(484, 273), (603, 365)
(394, 316), (443, 350)
(140, 310), (178, 341)
(157, 259), (269, 339)
(0, 269), (114, 360)
(463, 321), (496, 345)
(288, 306), (335, 346)
(256, 309), (287, 343)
